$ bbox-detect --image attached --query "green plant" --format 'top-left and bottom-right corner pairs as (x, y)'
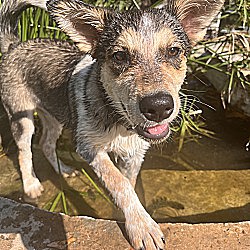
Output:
(172, 93), (215, 151)
(48, 190), (68, 213)
(19, 7), (67, 41)
(188, 0), (250, 106)
(42, 167), (112, 214)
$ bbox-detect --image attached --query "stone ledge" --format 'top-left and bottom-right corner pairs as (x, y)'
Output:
(0, 197), (249, 249)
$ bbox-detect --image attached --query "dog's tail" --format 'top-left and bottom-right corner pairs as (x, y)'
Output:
(0, 0), (47, 54)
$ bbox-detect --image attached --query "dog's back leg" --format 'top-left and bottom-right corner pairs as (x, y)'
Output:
(38, 108), (77, 177)
(0, 61), (45, 198)
(10, 110), (44, 198)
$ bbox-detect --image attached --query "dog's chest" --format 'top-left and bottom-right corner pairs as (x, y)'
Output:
(103, 126), (150, 160)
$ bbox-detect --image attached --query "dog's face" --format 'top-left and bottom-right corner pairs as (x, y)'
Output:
(98, 10), (190, 143)
(48, 0), (224, 143)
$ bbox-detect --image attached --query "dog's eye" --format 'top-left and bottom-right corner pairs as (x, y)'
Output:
(113, 51), (128, 63)
(167, 47), (181, 57)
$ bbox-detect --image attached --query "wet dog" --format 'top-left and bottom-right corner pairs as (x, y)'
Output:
(0, 0), (224, 249)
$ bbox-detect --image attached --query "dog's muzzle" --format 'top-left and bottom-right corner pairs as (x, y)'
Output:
(136, 92), (174, 140)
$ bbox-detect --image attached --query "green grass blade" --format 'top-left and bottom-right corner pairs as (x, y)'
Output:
(49, 192), (62, 212)
(61, 191), (68, 214)
(81, 168), (112, 204)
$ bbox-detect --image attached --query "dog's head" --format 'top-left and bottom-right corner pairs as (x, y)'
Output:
(48, 0), (224, 143)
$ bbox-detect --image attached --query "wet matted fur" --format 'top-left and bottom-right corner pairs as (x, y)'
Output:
(0, 0), (224, 249)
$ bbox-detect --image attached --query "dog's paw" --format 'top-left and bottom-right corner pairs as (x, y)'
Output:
(125, 210), (165, 250)
(56, 160), (79, 178)
(23, 177), (44, 199)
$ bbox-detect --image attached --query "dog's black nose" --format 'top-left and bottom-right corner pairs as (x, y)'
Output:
(139, 92), (174, 122)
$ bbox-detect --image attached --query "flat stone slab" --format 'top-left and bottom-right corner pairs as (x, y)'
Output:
(141, 169), (250, 222)
(0, 197), (249, 249)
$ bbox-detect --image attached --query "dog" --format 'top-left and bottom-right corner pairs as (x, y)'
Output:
(0, 0), (224, 249)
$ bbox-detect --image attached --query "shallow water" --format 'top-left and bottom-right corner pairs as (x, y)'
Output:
(0, 85), (249, 223)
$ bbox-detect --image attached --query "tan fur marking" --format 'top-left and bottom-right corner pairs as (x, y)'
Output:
(160, 56), (187, 90)
(116, 27), (177, 61)
(131, 57), (187, 97)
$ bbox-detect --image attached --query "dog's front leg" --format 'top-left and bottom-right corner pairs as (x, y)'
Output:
(117, 152), (146, 189)
(91, 150), (165, 250)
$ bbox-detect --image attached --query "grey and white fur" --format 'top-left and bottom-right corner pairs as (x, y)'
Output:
(0, 0), (224, 249)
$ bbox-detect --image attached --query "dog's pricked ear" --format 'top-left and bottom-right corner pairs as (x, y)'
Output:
(47, 0), (107, 53)
(167, 0), (224, 44)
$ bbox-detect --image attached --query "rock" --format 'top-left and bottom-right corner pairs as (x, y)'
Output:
(0, 196), (250, 249)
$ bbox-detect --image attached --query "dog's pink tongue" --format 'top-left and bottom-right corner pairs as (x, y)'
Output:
(147, 124), (168, 135)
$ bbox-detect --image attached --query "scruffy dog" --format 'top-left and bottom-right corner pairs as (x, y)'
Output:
(0, 0), (224, 249)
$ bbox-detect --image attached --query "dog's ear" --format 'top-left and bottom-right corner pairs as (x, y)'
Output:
(166, 0), (224, 44)
(47, 0), (108, 53)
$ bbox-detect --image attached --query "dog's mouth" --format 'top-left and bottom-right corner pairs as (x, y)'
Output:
(136, 123), (170, 141)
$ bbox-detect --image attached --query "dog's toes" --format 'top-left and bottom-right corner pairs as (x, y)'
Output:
(56, 160), (79, 177)
(23, 177), (44, 199)
(62, 169), (80, 178)
(126, 211), (166, 250)
(61, 165), (80, 178)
